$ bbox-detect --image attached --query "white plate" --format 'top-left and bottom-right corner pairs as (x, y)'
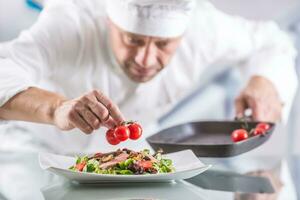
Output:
(39, 150), (211, 183)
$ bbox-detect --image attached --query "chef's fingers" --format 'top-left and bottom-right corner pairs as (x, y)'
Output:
(245, 95), (270, 122)
(234, 96), (247, 119)
(93, 90), (125, 124)
(74, 103), (100, 130)
(69, 110), (93, 134)
(235, 93), (266, 121)
(102, 116), (117, 129)
(81, 94), (117, 129)
(86, 99), (110, 125)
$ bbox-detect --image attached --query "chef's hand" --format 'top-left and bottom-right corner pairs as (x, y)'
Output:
(234, 76), (282, 123)
(53, 90), (125, 134)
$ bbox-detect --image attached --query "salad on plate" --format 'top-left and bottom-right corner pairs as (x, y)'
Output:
(69, 148), (175, 175)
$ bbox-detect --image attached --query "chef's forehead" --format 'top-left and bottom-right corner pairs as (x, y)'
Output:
(106, 0), (196, 38)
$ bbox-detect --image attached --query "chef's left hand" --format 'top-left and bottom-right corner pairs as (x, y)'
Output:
(234, 75), (282, 123)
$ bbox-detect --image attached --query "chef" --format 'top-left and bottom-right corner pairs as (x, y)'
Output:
(0, 0), (298, 199)
(0, 0), (297, 156)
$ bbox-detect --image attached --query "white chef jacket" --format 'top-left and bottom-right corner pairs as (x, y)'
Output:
(0, 0), (298, 154)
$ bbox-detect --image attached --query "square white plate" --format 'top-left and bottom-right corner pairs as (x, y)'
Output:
(39, 149), (211, 183)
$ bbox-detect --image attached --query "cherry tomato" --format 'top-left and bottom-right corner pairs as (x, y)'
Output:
(106, 129), (120, 145)
(75, 161), (86, 171)
(253, 128), (266, 136)
(128, 123), (143, 140)
(231, 129), (248, 142)
(256, 123), (270, 132)
(138, 161), (153, 169)
(114, 125), (130, 141)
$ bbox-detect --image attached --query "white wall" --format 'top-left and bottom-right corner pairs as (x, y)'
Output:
(0, 0), (39, 41)
(1, 0), (300, 42)
(209, 0), (300, 25)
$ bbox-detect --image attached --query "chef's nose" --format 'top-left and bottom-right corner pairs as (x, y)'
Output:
(134, 44), (157, 68)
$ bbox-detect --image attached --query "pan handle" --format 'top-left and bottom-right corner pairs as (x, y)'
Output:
(235, 108), (253, 121)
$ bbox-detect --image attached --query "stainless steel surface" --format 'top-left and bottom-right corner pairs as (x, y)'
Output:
(41, 181), (208, 200)
(186, 169), (274, 193)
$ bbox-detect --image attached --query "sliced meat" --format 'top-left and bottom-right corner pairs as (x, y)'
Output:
(99, 153), (129, 169)
(89, 152), (104, 159)
(147, 154), (158, 163)
(89, 149), (124, 160)
(101, 154), (114, 163)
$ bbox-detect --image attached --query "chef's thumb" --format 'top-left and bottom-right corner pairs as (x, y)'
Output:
(234, 97), (247, 119)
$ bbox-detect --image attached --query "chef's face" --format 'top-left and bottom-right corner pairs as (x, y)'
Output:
(108, 20), (182, 83)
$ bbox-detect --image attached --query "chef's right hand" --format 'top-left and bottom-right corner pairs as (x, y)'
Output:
(53, 90), (125, 134)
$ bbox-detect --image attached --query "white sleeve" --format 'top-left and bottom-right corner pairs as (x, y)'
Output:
(0, 0), (81, 108)
(195, 2), (298, 122)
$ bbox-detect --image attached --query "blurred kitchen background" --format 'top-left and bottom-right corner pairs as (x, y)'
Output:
(1, 0), (300, 197)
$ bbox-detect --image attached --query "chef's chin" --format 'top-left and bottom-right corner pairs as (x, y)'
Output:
(128, 73), (155, 83)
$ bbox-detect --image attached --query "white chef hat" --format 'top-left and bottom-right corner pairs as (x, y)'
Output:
(106, 0), (196, 38)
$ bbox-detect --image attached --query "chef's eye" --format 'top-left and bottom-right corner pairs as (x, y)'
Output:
(156, 41), (169, 49)
(126, 36), (144, 46)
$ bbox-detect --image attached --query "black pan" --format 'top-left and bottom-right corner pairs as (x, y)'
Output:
(146, 121), (275, 157)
